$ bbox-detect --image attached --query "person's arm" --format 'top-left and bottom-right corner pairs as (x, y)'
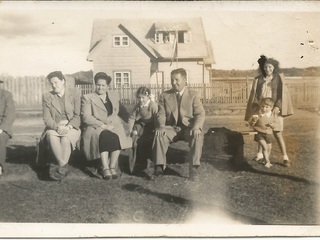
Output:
(81, 95), (105, 128)
(42, 93), (58, 130)
(128, 104), (139, 134)
(155, 93), (166, 135)
(67, 88), (81, 130)
(0, 91), (15, 135)
(192, 92), (205, 130)
(274, 75), (283, 112)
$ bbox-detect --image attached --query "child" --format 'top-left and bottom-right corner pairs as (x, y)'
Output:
(128, 87), (158, 176)
(248, 97), (280, 168)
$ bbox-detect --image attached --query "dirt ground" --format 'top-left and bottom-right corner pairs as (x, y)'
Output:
(0, 109), (319, 229)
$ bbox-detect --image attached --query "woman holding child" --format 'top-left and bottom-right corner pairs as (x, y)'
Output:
(245, 55), (294, 167)
(81, 72), (131, 180)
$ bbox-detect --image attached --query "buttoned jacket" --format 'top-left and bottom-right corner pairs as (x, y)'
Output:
(42, 87), (81, 130)
(156, 88), (205, 130)
(81, 91), (132, 161)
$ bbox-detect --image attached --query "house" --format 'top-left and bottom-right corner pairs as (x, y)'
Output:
(87, 18), (215, 88)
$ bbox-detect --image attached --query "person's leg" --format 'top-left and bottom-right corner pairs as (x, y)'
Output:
(254, 144), (264, 160)
(60, 137), (72, 166)
(267, 143), (272, 160)
(152, 127), (176, 174)
(184, 128), (204, 180)
(259, 139), (272, 168)
(109, 150), (120, 179)
(46, 134), (64, 165)
(273, 131), (290, 166)
(100, 151), (111, 179)
(0, 132), (10, 174)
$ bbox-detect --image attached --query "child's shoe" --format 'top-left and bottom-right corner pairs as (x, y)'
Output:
(283, 155), (291, 167)
(265, 162), (273, 168)
(253, 153), (264, 161)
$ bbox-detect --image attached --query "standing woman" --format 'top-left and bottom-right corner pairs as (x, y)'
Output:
(81, 72), (131, 180)
(37, 71), (81, 180)
(245, 55), (294, 167)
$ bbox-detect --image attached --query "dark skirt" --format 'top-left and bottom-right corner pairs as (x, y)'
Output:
(99, 130), (121, 152)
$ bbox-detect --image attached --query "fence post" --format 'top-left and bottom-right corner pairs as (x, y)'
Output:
(203, 83), (207, 104)
(246, 75), (249, 101)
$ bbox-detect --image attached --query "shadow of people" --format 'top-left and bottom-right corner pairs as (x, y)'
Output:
(7, 145), (37, 165)
(203, 153), (319, 186)
(122, 183), (267, 224)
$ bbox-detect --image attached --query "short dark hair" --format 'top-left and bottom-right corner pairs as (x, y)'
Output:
(136, 86), (151, 98)
(171, 68), (187, 79)
(260, 97), (274, 107)
(94, 72), (112, 85)
(47, 71), (65, 82)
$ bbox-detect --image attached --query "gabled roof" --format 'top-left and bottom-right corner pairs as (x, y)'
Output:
(88, 18), (214, 62)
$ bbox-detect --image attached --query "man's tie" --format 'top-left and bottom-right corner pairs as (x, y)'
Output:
(176, 93), (182, 107)
(176, 93), (182, 126)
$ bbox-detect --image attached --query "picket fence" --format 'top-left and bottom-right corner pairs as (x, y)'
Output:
(0, 75), (319, 110)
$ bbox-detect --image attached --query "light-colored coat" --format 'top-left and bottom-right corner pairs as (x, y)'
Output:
(157, 88), (205, 130)
(0, 89), (15, 138)
(42, 88), (81, 131)
(81, 91), (132, 161)
(245, 73), (294, 121)
(36, 88), (81, 165)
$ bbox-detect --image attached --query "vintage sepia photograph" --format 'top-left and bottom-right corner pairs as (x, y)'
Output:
(0, 1), (320, 237)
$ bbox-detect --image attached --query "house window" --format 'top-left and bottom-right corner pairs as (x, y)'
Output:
(155, 31), (191, 44)
(114, 71), (131, 88)
(113, 36), (129, 47)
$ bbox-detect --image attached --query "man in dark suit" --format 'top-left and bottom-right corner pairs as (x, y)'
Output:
(0, 80), (15, 176)
(152, 68), (205, 180)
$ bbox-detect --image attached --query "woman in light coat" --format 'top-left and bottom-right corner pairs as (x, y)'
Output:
(37, 71), (81, 180)
(245, 55), (294, 167)
(81, 72), (131, 180)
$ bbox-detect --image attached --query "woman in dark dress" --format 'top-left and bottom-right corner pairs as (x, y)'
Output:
(81, 72), (131, 180)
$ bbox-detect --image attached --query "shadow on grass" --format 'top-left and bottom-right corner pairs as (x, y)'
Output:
(7, 145), (36, 164)
(122, 183), (267, 224)
(118, 147), (186, 178)
(204, 155), (320, 186)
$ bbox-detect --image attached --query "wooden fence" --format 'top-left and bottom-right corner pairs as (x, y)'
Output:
(1, 75), (319, 110)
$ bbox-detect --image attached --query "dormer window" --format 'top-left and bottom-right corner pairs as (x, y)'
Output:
(113, 35), (129, 47)
(154, 22), (191, 44)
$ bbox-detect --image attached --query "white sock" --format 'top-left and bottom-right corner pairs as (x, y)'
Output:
(283, 155), (289, 160)
(257, 152), (263, 159)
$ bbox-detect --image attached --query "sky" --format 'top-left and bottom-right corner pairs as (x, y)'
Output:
(0, 1), (320, 76)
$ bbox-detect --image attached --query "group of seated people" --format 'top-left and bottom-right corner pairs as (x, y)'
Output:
(33, 68), (206, 181)
(0, 57), (293, 181)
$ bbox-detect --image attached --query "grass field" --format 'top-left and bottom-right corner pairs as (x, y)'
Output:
(0, 109), (319, 236)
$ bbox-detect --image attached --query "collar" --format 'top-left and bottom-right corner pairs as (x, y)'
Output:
(266, 111), (272, 117)
(261, 111), (272, 117)
(98, 94), (107, 102)
(176, 87), (186, 96)
(140, 99), (151, 108)
(57, 89), (65, 98)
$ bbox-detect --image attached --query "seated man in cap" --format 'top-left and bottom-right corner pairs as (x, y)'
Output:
(0, 80), (16, 176)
